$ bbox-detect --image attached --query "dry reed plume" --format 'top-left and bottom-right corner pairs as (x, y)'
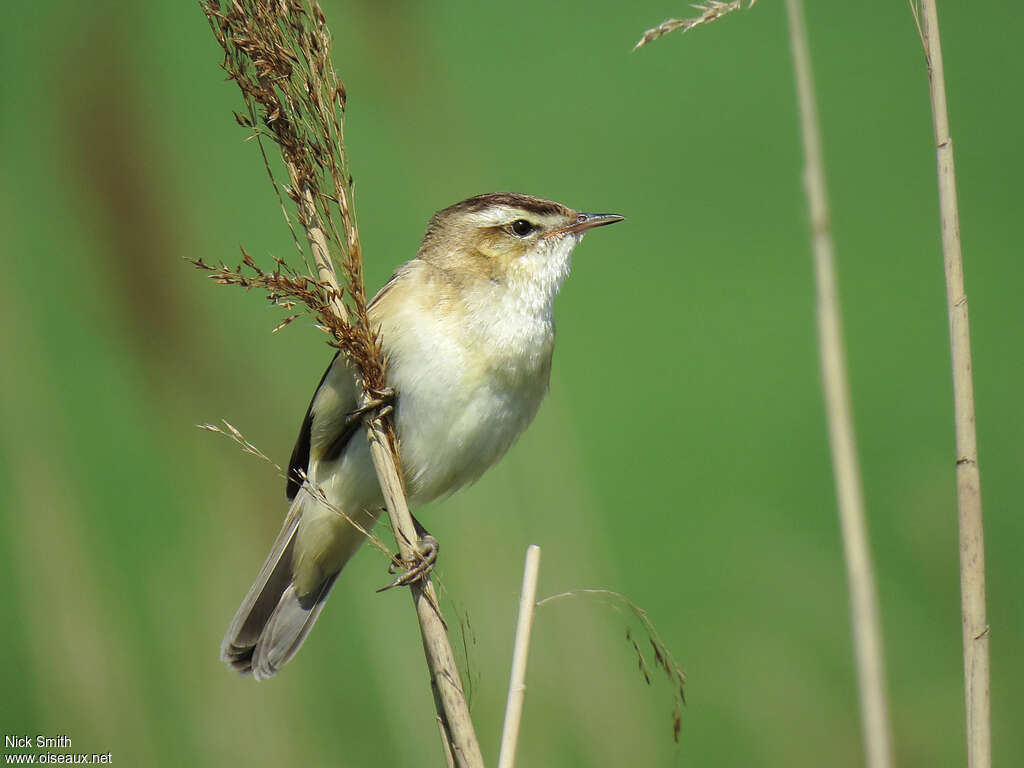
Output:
(634, 1), (757, 50)
(197, 419), (392, 555)
(197, 2), (483, 765)
(537, 589), (687, 743)
(199, 0), (383, 389)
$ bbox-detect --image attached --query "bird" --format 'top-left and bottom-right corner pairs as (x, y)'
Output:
(221, 192), (623, 679)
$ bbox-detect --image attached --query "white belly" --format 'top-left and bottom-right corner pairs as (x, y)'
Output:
(384, 301), (554, 504)
(294, 255), (565, 591)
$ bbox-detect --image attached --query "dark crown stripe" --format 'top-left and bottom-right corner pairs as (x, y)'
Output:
(439, 193), (571, 219)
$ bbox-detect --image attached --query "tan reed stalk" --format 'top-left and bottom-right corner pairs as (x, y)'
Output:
(913, 3), (991, 766)
(199, 2), (484, 764)
(497, 545), (542, 768)
(784, 2), (893, 767)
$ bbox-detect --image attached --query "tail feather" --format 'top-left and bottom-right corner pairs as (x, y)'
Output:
(220, 501), (299, 672)
(221, 491), (380, 679)
(221, 495), (341, 678)
(249, 574), (338, 679)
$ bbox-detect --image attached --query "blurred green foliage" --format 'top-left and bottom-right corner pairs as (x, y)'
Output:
(1, 1), (1021, 766)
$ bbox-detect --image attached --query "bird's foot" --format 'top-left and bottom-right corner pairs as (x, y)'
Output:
(348, 387), (396, 421)
(377, 532), (439, 592)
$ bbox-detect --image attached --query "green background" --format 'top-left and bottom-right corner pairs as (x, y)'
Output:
(1, 1), (1021, 766)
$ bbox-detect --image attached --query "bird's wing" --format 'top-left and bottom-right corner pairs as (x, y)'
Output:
(367, 266), (406, 312)
(286, 354), (333, 500)
(286, 267), (416, 500)
(286, 350), (360, 499)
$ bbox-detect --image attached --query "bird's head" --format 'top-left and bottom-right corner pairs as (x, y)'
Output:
(417, 193), (623, 294)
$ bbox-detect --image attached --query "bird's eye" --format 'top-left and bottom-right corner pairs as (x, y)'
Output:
(510, 219), (534, 237)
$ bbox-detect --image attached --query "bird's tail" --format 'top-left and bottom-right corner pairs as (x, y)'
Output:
(220, 494), (339, 680)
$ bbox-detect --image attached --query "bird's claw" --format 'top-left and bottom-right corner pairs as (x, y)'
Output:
(348, 387), (396, 421)
(377, 533), (439, 592)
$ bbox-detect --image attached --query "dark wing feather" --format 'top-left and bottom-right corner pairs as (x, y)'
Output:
(286, 352), (338, 500)
(287, 271), (405, 500)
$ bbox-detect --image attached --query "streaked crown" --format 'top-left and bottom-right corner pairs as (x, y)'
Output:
(416, 193), (622, 282)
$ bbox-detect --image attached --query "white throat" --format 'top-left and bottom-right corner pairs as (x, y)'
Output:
(504, 233), (578, 323)
(464, 233), (578, 360)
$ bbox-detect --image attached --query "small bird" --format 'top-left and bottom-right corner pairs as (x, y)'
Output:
(221, 192), (623, 679)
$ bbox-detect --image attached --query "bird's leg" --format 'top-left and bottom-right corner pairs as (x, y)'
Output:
(322, 388), (397, 464)
(351, 385), (435, 591)
(378, 513), (439, 592)
(347, 386), (396, 421)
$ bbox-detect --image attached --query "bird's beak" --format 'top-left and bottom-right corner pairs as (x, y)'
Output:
(543, 212), (625, 239)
